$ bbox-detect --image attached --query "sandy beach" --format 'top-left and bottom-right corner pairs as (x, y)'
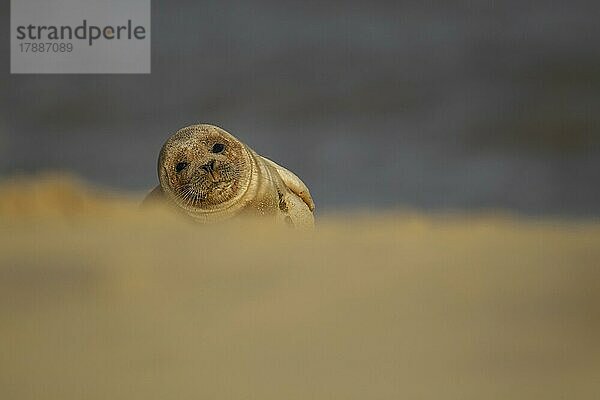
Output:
(1, 175), (599, 399)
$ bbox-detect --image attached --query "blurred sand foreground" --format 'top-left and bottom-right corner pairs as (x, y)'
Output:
(1, 175), (599, 400)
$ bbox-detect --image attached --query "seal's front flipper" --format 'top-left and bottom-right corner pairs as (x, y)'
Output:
(261, 156), (315, 212)
(277, 189), (315, 229)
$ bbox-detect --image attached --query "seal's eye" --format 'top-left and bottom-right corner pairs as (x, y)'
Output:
(211, 143), (225, 154)
(175, 162), (188, 173)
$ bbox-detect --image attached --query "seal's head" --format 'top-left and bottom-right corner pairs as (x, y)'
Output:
(158, 124), (253, 213)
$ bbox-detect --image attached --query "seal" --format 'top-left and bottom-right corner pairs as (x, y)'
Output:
(143, 124), (315, 228)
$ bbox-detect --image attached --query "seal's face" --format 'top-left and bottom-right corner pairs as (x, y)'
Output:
(158, 125), (252, 211)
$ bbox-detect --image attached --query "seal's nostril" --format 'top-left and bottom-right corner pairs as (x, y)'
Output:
(202, 160), (216, 173)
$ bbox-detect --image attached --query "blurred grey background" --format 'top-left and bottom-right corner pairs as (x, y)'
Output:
(1, 0), (599, 215)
